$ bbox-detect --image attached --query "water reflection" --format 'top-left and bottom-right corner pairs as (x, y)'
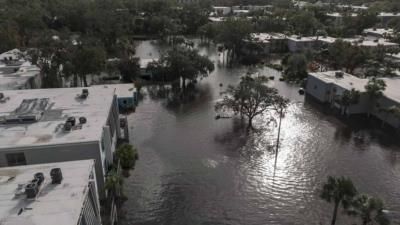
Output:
(121, 40), (400, 225)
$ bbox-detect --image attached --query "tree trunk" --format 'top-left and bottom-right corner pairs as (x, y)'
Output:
(247, 116), (253, 130)
(83, 75), (88, 87)
(331, 202), (339, 225)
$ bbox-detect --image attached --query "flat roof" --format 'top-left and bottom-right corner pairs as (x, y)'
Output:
(309, 71), (400, 103)
(343, 38), (399, 47)
(0, 49), (22, 61)
(0, 160), (94, 225)
(363, 28), (394, 36)
(287, 35), (315, 42)
(378, 12), (400, 17)
(0, 62), (41, 91)
(326, 12), (358, 17)
(100, 83), (136, 98)
(0, 86), (116, 149)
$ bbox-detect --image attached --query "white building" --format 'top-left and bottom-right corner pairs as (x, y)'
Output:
(326, 12), (358, 26)
(212, 6), (231, 16)
(287, 35), (316, 52)
(363, 28), (394, 38)
(0, 86), (122, 198)
(306, 71), (400, 128)
(378, 12), (400, 26)
(0, 160), (102, 225)
(246, 33), (288, 53)
(0, 61), (42, 91)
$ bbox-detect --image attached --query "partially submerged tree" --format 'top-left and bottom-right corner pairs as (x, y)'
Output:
(320, 176), (358, 225)
(115, 144), (138, 170)
(118, 57), (140, 82)
(215, 75), (289, 129)
(365, 78), (386, 117)
(336, 89), (361, 116)
(158, 47), (214, 90)
(348, 194), (390, 225)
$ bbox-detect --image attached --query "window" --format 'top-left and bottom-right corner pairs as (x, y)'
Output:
(6, 153), (26, 166)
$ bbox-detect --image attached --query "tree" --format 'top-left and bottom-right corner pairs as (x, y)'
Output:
(365, 78), (386, 117)
(72, 46), (106, 87)
(105, 168), (123, 199)
(328, 40), (369, 74)
(115, 144), (138, 170)
(320, 176), (358, 225)
(348, 194), (390, 225)
(337, 89), (360, 116)
(158, 47), (214, 90)
(215, 18), (253, 63)
(118, 57), (140, 82)
(215, 75), (289, 129)
(283, 53), (308, 81)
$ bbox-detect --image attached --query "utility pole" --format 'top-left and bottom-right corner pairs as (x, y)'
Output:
(275, 106), (284, 163)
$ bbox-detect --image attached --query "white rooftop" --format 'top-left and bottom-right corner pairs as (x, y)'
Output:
(287, 35), (315, 42)
(326, 12), (358, 17)
(208, 17), (225, 22)
(363, 28), (394, 36)
(0, 49), (22, 61)
(101, 83), (136, 98)
(0, 160), (94, 225)
(139, 58), (158, 69)
(309, 71), (400, 103)
(0, 86), (116, 149)
(0, 62), (41, 91)
(378, 12), (400, 17)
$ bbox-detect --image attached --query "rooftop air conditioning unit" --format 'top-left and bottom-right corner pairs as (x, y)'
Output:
(79, 117), (87, 124)
(34, 173), (44, 186)
(64, 122), (72, 132)
(50, 168), (63, 184)
(66, 117), (76, 126)
(335, 71), (344, 78)
(25, 182), (38, 199)
(0, 93), (3, 100)
(81, 89), (89, 99)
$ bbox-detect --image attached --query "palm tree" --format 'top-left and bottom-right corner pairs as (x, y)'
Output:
(348, 194), (390, 225)
(337, 89), (361, 116)
(320, 176), (358, 225)
(365, 78), (386, 117)
(105, 169), (123, 199)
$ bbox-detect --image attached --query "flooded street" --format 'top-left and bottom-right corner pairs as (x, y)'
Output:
(121, 41), (400, 225)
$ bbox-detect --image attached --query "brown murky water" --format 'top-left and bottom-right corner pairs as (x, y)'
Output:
(121, 40), (400, 225)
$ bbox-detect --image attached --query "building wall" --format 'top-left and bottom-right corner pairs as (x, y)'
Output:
(306, 75), (331, 102)
(374, 96), (400, 128)
(0, 142), (109, 198)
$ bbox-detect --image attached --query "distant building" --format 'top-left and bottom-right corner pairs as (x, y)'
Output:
(378, 12), (400, 26)
(0, 49), (42, 91)
(0, 86), (124, 198)
(212, 6), (231, 16)
(326, 12), (358, 26)
(363, 28), (394, 38)
(287, 35), (316, 52)
(246, 33), (288, 54)
(306, 71), (400, 128)
(0, 160), (102, 225)
(208, 17), (225, 23)
(176, 0), (199, 4)
(337, 4), (368, 12)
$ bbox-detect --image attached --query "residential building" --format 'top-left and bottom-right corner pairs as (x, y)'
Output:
(212, 6), (231, 16)
(378, 12), (400, 26)
(326, 12), (358, 26)
(0, 61), (42, 91)
(0, 86), (123, 198)
(0, 49), (42, 91)
(363, 28), (394, 39)
(0, 160), (102, 225)
(287, 35), (316, 52)
(247, 33), (287, 53)
(306, 71), (400, 128)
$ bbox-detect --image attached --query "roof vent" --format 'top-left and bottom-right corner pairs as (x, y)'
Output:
(335, 71), (344, 78)
(79, 117), (87, 124)
(25, 182), (38, 199)
(50, 168), (63, 184)
(66, 117), (76, 126)
(34, 173), (44, 186)
(80, 89), (89, 99)
(64, 122), (72, 132)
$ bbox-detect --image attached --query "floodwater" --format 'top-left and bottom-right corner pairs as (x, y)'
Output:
(121, 40), (400, 225)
